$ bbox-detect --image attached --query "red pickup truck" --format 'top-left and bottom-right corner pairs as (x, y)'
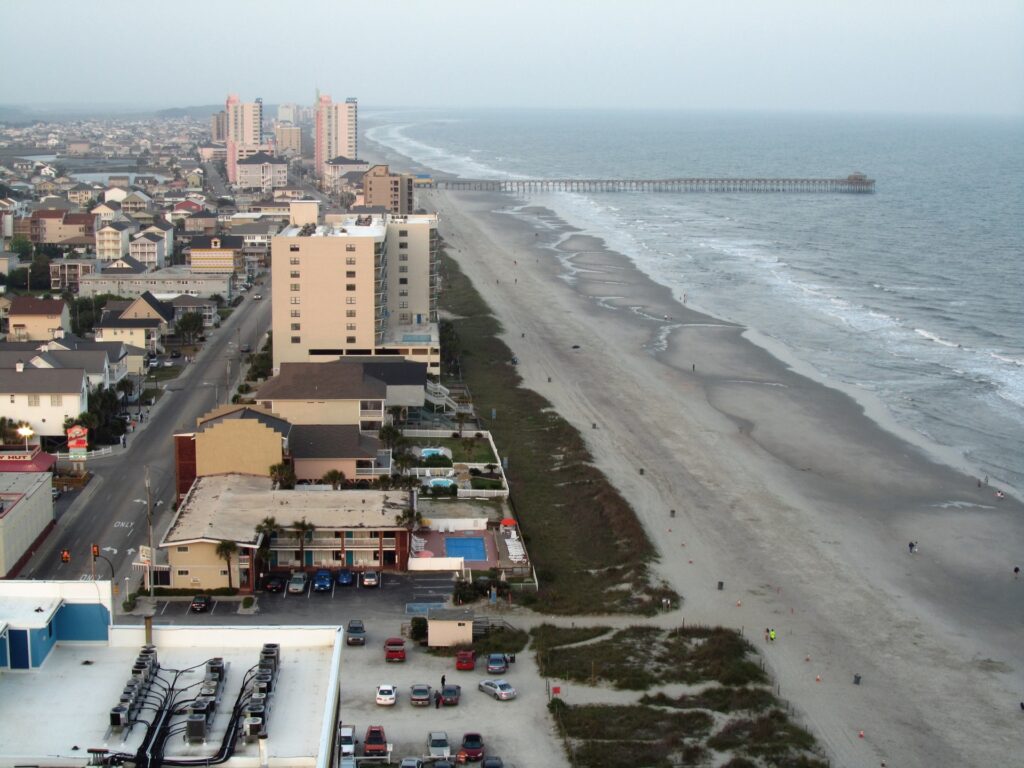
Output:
(384, 637), (406, 662)
(455, 649), (476, 670)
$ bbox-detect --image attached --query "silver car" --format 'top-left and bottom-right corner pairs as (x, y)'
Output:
(428, 731), (450, 758)
(478, 678), (517, 701)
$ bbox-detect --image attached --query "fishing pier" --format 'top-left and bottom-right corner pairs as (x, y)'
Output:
(430, 172), (874, 194)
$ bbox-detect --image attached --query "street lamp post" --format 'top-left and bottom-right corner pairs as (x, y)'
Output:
(134, 467), (164, 597)
(16, 425), (33, 452)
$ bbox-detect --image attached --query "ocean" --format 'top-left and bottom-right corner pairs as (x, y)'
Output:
(365, 109), (1024, 491)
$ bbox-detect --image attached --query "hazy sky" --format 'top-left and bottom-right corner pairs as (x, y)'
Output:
(3, 0), (1022, 115)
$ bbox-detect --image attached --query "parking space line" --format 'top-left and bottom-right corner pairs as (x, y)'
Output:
(160, 601), (169, 615)
(209, 600), (217, 614)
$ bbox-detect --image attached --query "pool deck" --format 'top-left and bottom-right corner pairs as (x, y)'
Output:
(416, 529), (522, 569)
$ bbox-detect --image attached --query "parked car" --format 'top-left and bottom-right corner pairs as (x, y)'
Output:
(455, 650), (476, 670)
(263, 575), (285, 592)
(361, 570), (380, 587)
(363, 726), (387, 757)
(441, 684), (461, 706)
(409, 683), (432, 706)
(346, 619), (366, 646)
(375, 684), (398, 706)
(433, 762), (455, 768)
(51, 487), (61, 501)
(240, 344), (251, 353)
(399, 760), (424, 768)
(189, 595), (211, 613)
(337, 725), (356, 756)
(287, 572), (308, 594)
(162, 359), (173, 367)
(252, 294), (262, 300)
(478, 679), (517, 701)
(336, 568), (355, 586)
(459, 733), (485, 762)
(481, 758), (505, 768)
(486, 653), (508, 674)
(428, 731), (451, 759)
(312, 569), (333, 592)
(169, 350), (182, 359)
(384, 637), (406, 662)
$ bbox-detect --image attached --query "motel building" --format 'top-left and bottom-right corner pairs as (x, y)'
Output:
(160, 474), (412, 592)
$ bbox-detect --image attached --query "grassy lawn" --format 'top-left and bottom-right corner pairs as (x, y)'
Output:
(440, 251), (671, 614)
(407, 435), (497, 464)
(217, 307), (234, 320)
(145, 366), (182, 383)
(540, 625), (827, 768)
(140, 387), (163, 404)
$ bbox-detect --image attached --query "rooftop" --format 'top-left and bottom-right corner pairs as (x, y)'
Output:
(163, 474), (409, 546)
(256, 359), (388, 401)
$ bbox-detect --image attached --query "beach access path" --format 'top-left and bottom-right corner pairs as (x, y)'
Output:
(423, 187), (1024, 768)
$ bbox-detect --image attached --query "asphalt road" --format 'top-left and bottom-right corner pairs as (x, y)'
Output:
(20, 282), (272, 590)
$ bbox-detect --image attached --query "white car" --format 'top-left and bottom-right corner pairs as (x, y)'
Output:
(428, 731), (450, 758)
(478, 678), (518, 701)
(399, 760), (423, 768)
(375, 683), (398, 706)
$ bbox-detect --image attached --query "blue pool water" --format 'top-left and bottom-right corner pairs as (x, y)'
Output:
(445, 537), (487, 561)
(429, 478), (454, 487)
(422, 448), (444, 458)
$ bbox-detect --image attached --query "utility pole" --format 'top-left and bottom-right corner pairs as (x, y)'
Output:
(225, 360), (231, 403)
(145, 466), (154, 597)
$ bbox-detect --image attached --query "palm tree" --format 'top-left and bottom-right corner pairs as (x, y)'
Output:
(393, 450), (416, 476)
(378, 424), (403, 450)
(269, 462), (296, 490)
(292, 517), (316, 569)
(215, 540), (238, 590)
(321, 469), (346, 490)
(255, 515), (282, 560)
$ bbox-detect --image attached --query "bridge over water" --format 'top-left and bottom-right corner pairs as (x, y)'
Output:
(429, 173), (875, 194)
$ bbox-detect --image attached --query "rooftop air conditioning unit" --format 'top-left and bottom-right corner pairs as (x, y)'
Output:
(109, 706), (128, 732)
(243, 716), (262, 738)
(185, 714), (207, 744)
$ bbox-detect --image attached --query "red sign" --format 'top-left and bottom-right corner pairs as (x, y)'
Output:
(67, 425), (88, 450)
(552, 686), (561, 695)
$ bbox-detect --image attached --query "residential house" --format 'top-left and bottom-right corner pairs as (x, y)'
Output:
(0, 349), (114, 391)
(90, 200), (123, 225)
(129, 232), (166, 270)
(94, 292), (173, 354)
(78, 265), (232, 303)
(187, 235), (243, 274)
(120, 190), (152, 216)
(49, 257), (101, 293)
(95, 221), (133, 260)
(102, 186), (129, 204)
(235, 152), (288, 194)
(182, 210), (218, 236)
(7, 297), (70, 341)
(0, 363), (89, 437)
(160, 473), (411, 590)
(138, 219), (174, 260)
(169, 294), (219, 328)
(66, 182), (98, 207)
(184, 168), (204, 188)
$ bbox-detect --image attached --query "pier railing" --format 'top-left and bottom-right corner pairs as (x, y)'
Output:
(430, 174), (875, 194)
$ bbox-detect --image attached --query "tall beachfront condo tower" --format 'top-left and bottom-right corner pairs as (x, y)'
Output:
(315, 95), (358, 177)
(225, 94), (266, 183)
(270, 212), (439, 373)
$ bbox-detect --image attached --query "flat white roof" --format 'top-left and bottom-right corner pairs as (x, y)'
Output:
(163, 475), (408, 546)
(0, 625), (340, 767)
(0, 595), (62, 628)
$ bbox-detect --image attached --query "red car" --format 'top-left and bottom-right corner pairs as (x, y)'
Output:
(459, 732), (485, 762)
(455, 650), (476, 670)
(384, 637), (406, 662)
(364, 725), (387, 757)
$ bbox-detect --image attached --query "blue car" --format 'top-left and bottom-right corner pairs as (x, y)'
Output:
(312, 569), (333, 592)
(335, 568), (355, 587)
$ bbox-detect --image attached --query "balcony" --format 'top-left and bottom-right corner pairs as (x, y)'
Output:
(271, 536), (397, 550)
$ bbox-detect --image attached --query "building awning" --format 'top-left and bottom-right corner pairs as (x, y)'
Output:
(0, 453), (57, 473)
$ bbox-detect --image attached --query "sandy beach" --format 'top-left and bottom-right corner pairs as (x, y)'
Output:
(419, 186), (1024, 767)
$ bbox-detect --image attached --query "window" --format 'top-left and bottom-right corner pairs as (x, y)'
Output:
(346, 244), (356, 252)
(346, 323), (356, 331)
(291, 336), (301, 343)
(290, 310), (300, 318)
(177, 569), (190, 576)
(28, 394), (40, 407)
(346, 271), (356, 278)
(290, 283), (300, 291)
(399, 253), (408, 261)
(398, 242), (408, 249)
(399, 301), (408, 309)
(291, 323), (300, 331)
(346, 336), (356, 343)
(346, 284), (356, 291)
(289, 257), (300, 265)
(400, 313), (411, 323)
(220, 569), (229, 577)
(289, 244), (299, 252)
(290, 297), (300, 305)
(346, 309), (356, 317)
(50, 394), (63, 406)
(399, 266), (408, 273)
(399, 278), (408, 285)
(290, 271), (300, 278)
(346, 297), (356, 304)
(346, 257), (356, 265)
(176, 546), (189, 552)
(399, 289), (408, 297)
(398, 229), (408, 236)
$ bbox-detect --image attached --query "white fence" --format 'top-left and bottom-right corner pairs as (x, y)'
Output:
(407, 556), (465, 572)
(400, 429), (511, 499)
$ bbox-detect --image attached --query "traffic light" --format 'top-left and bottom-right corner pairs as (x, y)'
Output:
(91, 544), (100, 560)
(60, 548), (70, 564)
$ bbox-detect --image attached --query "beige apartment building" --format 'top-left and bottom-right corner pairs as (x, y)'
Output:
(270, 213), (439, 373)
(225, 94), (265, 184)
(274, 123), (301, 156)
(314, 95), (358, 177)
(363, 165), (415, 215)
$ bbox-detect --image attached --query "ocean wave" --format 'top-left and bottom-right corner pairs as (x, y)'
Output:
(365, 123), (527, 180)
(914, 328), (961, 348)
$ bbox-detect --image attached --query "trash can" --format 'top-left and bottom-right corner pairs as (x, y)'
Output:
(853, 674), (862, 685)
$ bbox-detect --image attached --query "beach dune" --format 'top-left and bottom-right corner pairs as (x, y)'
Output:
(425, 187), (1024, 768)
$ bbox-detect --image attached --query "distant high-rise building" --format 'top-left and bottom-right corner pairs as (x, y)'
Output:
(277, 103), (298, 124)
(362, 164), (415, 215)
(210, 111), (227, 143)
(314, 95), (358, 177)
(225, 95), (269, 183)
(275, 123), (302, 156)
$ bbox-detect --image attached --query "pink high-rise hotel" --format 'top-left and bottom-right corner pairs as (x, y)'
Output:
(314, 95), (358, 177)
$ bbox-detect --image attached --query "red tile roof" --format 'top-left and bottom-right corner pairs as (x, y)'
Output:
(9, 296), (67, 315)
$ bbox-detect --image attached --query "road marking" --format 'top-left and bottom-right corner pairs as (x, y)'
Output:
(406, 602), (445, 615)
(160, 601), (169, 615)
(114, 521), (134, 529)
(209, 600), (217, 615)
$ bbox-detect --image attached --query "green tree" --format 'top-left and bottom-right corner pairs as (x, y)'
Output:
(175, 311), (204, 344)
(291, 517), (316, 568)
(395, 503), (423, 532)
(254, 516), (283, 572)
(269, 462), (296, 490)
(215, 540), (238, 590)
(116, 377), (134, 401)
(321, 469), (346, 490)
(378, 424), (403, 450)
(9, 235), (32, 260)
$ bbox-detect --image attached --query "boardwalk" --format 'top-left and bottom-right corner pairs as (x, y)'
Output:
(431, 173), (875, 194)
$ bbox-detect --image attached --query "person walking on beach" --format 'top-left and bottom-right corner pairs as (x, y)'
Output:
(434, 690), (441, 709)
(1014, 566), (1020, 579)
(769, 628), (776, 643)
(441, 674), (446, 688)
(908, 541), (917, 554)
(764, 628), (770, 642)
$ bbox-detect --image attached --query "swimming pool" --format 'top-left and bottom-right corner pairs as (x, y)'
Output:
(421, 448), (444, 459)
(429, 478), (455, 488)
(445, 537), (487, 561)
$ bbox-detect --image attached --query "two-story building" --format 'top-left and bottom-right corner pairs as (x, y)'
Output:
(7, 298), (70, 342)
(187, 235), (243, 275)
(128, 232), (166, 270)
(95, 221), (133, 261)
(94, 292), (173, 354)
(49, 258), (101, 293)
(0, 363), (88, 437)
